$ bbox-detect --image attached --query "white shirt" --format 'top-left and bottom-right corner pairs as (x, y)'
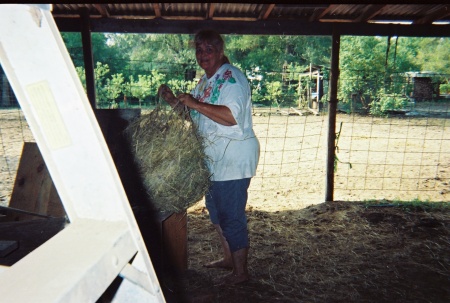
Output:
(191, 63), (260, 181)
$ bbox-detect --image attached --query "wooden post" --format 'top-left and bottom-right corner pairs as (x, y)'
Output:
(316, 69), (320, 102)
(298, 74), (302, 108)
(325, 27), (340, 202)
(80, 7), (96, 109)
(162, 212), (188, 272)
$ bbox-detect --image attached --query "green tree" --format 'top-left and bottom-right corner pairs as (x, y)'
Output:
(266, 81), (283, 108)
(63, 32), (450, 113)
(167, 79), (196, 95)
(339, 36), (398, 111)
(338, 36), (434, 113)
(61, 32), (84, 67)
(104, 73), (125, 107)
(128, 75), (151, 107)
(416, 38), (450, 74)
(391, 37), (421, 72)
(74, 62), (117, 107)
(61, 32), (123, 72)
(105, 33), (196, 81)
(127, 72), (166, 107)
(149, 70), (167, 96)
(226, 35), (331, 73)
(94, 62), (111, 106)
(75, 66), (86, 90)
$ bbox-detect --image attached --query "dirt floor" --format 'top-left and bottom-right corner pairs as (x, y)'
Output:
(165, 201), (449, 303)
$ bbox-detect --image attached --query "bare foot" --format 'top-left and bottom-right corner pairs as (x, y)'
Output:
(214, 272), (250, 286)
(204, 259), (233, 269)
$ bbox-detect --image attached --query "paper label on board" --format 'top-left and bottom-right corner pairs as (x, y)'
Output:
(26, 81), (72, 150)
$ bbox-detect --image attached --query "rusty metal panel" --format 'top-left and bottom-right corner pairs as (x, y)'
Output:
(51, 3), (450, 24)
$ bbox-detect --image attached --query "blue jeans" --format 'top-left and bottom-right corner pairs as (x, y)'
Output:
(205, 178), (251, 252)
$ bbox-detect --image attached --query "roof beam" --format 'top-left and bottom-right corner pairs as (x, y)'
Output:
(317, 4), (388, 23)
(93, 4), (109, 18)
(309, 7), (328, 22)
(354, 4), (386, 23)
(414, 5), (450, 24)
(259, 4), (275, 20)
(207, 3), (215, 19)
(55, 17), (450, 37)
(316, 4), (335, 20)
(153, 3), (161, 18)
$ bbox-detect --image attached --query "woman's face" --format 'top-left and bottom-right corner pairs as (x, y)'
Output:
(195, 42), (224, 78)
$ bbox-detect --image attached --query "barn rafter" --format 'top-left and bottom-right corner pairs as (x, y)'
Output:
(49, 2), (450, 37)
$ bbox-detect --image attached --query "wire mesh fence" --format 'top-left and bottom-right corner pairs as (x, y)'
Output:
(1, 68), (449, 210)
(334, 103), (450, 202)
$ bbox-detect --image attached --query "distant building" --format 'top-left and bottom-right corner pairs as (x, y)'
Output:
(402, 71), (441, 101)
(298, 64), (326, 111)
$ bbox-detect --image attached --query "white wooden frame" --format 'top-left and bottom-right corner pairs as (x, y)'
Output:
(0, 4), (165, 302)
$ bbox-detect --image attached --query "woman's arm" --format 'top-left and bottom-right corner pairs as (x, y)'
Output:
(177, 93), (237, 126)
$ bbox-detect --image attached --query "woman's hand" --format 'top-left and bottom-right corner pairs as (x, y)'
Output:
(158, 84), (177, 106)
(158, 84), (190, 117)
(177, 93), (199, 109)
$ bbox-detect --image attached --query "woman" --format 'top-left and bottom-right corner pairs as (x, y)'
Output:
(158, 29), (259, 285)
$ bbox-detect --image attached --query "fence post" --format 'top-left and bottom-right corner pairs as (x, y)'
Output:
(325, 27), (340, 202)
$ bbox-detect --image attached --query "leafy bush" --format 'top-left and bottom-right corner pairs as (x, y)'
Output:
(104, 73), (125, 105)
(94, 62), (111, 104)
(370, 95), (408, 116)
(167, 79), (197, 95)
(128, 75), (152, 106)
(125, 71), (167, 107)
(266, 81), (283, 108)
(440, 83), (450, 94)
(251, 85), (266, 105)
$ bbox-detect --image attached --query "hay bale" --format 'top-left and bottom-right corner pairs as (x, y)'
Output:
(126, 105), (210, 213)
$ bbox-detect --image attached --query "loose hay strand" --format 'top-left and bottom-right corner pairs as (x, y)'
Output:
(126, 103), (210, 213)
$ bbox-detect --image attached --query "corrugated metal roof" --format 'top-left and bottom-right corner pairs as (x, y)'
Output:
(51, 3), (450, 23)
(50, 2), (450, 36)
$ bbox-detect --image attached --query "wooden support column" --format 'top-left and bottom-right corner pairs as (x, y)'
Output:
(325, 27), (340, 202)
(80, 7), (96, 109)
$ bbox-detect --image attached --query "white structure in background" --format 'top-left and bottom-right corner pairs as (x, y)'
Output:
(0, 4), (165, 302)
